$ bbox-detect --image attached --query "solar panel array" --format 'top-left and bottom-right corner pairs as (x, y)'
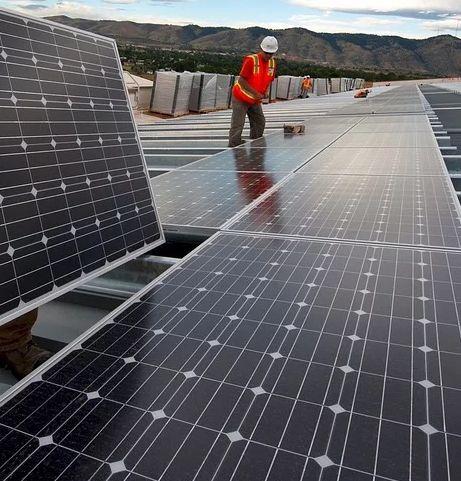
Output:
(0, 10), (163, 324)
(337, 86), (426, 115)
(139, 91), (369, 173)
(228, 87), (461, 249)
(152, 117), (365, 234)
(1, 52), (461, 481)
(1, 231), (460, 480)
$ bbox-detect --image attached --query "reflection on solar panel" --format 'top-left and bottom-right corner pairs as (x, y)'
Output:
(1, 232), (460, 480)
(227, 173), (461, 249)
(248, 132), (349, 149)
(0, 9), (163, 323)
(152, 170), (285, 229)
(179, 144), (314, 173)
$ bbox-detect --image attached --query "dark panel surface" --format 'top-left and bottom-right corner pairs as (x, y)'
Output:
(420, 85), (461, 155)
(419, 85), (461, 108)
(179, 144), (313, 173)
(152, 170), (285, 228)
(0, 10), (162, 321)
(249, 132), (345, 149)
(228, 174), (461, 249)
(0, 232), (460, 481)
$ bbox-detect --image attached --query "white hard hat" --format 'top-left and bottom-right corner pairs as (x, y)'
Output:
(260, 36), (278, 53)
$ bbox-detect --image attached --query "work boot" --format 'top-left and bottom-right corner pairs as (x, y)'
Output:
(0, 341), (53, 379)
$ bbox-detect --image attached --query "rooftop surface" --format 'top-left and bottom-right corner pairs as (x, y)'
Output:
(1, 83), (461, 481)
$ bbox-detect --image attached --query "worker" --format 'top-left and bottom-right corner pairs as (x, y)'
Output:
(301, 76), (312, 98)
(354, 88), (369, 98)
(0, 309), (52, 379)
(228, 36), (278, 147)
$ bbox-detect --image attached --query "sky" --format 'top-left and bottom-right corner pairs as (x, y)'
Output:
(4, 0), (461, 39)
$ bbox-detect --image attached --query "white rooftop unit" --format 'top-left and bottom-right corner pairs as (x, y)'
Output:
(314, 78), (329, 96)
(276, 75), (292, 99)
(149, 71), (193, 116)
(215, 74), (233, 110)
(331, 78), (341, 93)
(288, 77), (302, 99)
(190, 73), (232, 112)
(123, 71), (153, 110)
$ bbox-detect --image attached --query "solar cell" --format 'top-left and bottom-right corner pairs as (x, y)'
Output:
(0, 9), (163, 323)
(0, 231), (460, 481)
(227, 174), (461, 249)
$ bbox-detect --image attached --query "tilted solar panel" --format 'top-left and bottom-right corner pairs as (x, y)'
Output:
(0, 9), (163, 324)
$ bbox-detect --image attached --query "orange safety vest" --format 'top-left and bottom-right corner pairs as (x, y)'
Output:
(233, 53), (276, 104)
(302, 78), (312, 90)
(354, 89), (368, 98)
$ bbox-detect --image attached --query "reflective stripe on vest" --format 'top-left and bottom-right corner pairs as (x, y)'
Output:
(251, 54), (259, 74)
(234, 81), (258, 101)
(252, 55), (274, 74)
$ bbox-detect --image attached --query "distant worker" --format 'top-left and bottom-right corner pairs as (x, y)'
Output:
(0, 309), (52, 379)
(228, 36), (278, 147)
(354, 88), (370, 98)
(301, 76), (312, 98)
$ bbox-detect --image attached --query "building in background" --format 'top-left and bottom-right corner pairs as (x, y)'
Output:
(123, 71), (153, 110)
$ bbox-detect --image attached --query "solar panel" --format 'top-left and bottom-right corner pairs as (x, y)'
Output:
(152, 170), (286, 230)
(151, 127), (375, 229)
(336, 86), (426, 116)
(227, 173), (461, 249)
(248, 132), (353, 149)
(299, 147), (446, 176)
(0, 9), (163, 324)
(0, 231), (459, 481)
(332, 132), (438, 149)
(178, 145), (314, 173)
(353, 115), (428, 124)
(350, 119), (431, 133)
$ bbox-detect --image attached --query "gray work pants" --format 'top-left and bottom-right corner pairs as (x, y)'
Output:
(228, 96), (266, 147)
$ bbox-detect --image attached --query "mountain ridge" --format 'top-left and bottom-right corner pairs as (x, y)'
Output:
(46, 15), (461, 75)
